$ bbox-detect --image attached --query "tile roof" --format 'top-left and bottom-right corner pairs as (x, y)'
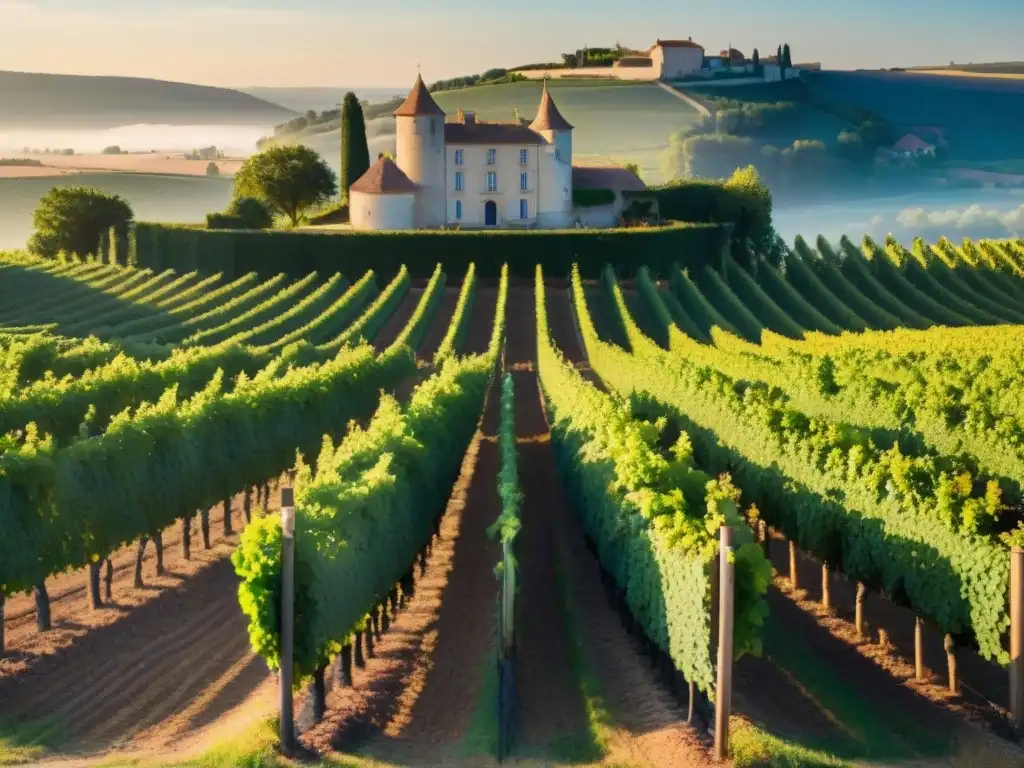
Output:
(571, 164), (647, 192)
(654, 39), (704, 50)
(444, 120), (543, 145)
(393, 74), (445, 118)
(350, 156), (418, 194)
(529, 82), (574, 132)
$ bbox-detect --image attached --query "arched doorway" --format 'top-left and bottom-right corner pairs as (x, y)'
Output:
(484, 200), (497, 226)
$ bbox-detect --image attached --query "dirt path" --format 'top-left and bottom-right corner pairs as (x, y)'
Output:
(373, 285), (424, 353)
(505, 285), (594, 760)
(541, 283), (711, 767)
(0, 487), (281, 758)
(462, 287), (499, 357)
(303, 297), (504, 764)
(415, 285), (461, 362)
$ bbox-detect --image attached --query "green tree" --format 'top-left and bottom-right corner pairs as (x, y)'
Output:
(340, 92), (371, 203)
(206, 161), (220, 176)
(752, 48), (761, 74)
(29, 186), (133, 258)
(776, 44), (782, 67)
(234, 145), (337, 227)
(782, 44), (792, 70)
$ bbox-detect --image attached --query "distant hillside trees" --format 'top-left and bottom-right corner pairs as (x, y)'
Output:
(427, 69), (525, 92)
(29, 187), (133, 258)
(234, 145), (337, 227)
(340, 92), (370, 203)
(666, 132), (856, 195)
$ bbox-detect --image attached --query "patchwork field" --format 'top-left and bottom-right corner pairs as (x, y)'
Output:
(3, 233), (1024, 767)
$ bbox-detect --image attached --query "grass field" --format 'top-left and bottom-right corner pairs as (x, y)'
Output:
(303, 80), (699, 186)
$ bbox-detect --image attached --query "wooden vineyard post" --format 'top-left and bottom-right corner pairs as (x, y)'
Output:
(788, 540), (799, 590)
(759, 519), (769, 562)
(279, 487), (296, 756)
(855, 583), (866, 638)
(944, 634), (958, 695)
(714, 525), (735, 763)
(1011, 546), (1024, 732)
(914, 616), (925, 681)
(821, 564), (831, 611)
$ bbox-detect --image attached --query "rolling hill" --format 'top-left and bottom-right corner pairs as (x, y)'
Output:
(0, 70), (295, 129)
(238, 86), (406, 113)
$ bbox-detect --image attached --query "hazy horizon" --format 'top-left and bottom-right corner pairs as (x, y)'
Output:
(1, 0), (1021, 89)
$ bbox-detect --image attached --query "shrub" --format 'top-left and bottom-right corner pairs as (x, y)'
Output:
(29, 187), (134, 258)
(206, 197), (273, 230)
(206, 162), (220, 176)
(227, 197), (274, 229)
(572, 188), (616, 207)
(633, 166), (775, 265)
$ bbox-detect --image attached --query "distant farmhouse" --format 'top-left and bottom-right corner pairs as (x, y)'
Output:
(349, 75), (646, 231)
(512, 37), (820, 82)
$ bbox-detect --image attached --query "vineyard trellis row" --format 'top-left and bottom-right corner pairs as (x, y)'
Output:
(4, 233), (1024, 750)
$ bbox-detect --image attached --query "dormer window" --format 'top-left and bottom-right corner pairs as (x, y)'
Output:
(487, 148), (497, 165)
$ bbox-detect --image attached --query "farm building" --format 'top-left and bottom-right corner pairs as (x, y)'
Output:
(350, 74), (646, 231)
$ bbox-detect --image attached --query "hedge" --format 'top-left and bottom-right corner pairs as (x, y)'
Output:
(572, 188), (616, 207)
(129, 221), (730, 281)
(626, 177), (770, 250)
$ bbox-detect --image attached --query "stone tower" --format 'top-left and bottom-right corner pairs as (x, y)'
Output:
(529, 81), (574, 228)
(393, 74), (447, 228)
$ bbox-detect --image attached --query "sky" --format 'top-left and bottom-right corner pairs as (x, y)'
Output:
(0, 0), (1022, 88)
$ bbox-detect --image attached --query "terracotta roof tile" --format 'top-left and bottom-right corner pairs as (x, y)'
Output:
(444, 121), (543, 144)
(393, 74), (445, 117)
(350, 156), (418, 194)
(529, 82), (574, 132)
(655, 39), (704, 50)
(571, 165), (647, 192)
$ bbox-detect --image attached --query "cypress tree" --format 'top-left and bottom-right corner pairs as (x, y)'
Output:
(340, 92), (371, 203)
(752, 48), (760, 75)
(782, 44), (792, 70)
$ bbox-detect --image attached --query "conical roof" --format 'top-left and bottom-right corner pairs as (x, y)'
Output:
(529, 81), (573, 132)
(393, 74), (445, 118)
(350, 156), (417, 194)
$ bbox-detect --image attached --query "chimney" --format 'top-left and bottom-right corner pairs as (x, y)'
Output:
(463, 110), (476, 125)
